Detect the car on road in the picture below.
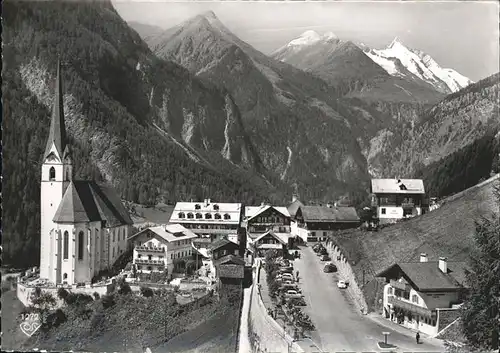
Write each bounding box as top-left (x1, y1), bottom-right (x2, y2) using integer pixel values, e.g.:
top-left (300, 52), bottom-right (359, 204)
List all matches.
top-left (280, 273), bottom-right (294, 280)
top-left (320, 254), bottom-right (330, 261)
top-left (337, 280), bottom-right (348, 289)
top-left (323, 262), bottom-right (337, 273)
top-left (281, 282), bottom-right (300, 290)
top-left (283, 289), bottom-right (303, 299)
top-left (279, 266), bottom-right (294, 273)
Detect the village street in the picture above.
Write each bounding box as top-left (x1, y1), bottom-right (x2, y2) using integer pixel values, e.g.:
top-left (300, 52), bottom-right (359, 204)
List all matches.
top-left (293, 246), bottom-right (446, 353)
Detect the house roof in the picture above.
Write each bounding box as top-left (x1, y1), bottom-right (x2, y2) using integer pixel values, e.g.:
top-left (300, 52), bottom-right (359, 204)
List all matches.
top-left (130, 224), bottom-right (198, 243)
top-left (252, 231), bottom-right (288, 246)
top-left (44, 60), bottom-right (67, 160)
top-left (287, 199), bottom-right (304, 217)
top-left (215, 254), bottom-right (245, 266)
top-left (170, 201), bottom-right (242, 224)
top-left (53, 180), bottom-right (133, 226)
top-left (244, 205), bottom-right (290, 221)
top-left (376, 261), bottom-right (469, 292)
top-left (209, 238), bottom-right (239, 251)
top-left (296, 205), bottom-right (358, 223)
top-left (371, 179), bottom-right (425, 194)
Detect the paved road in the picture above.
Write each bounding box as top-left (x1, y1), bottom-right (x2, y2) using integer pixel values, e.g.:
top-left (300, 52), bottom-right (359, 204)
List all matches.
top-left (294, 246), bottom-right (446, 353)
top-left (238, 287), bottom-right (252, 353)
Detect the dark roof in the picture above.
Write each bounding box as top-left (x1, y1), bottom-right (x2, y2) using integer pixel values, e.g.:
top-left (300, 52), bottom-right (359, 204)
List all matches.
top-left (334, 206), bottom-right (360, 222)
top-left (215, 254), bottom-right (245, 266)
top-left (216, 255), bottom-right (245, 278)
top-left (287, 199), bottom-right (304, 217)
top-left (376, 261), bottom-right (469, 292)
top-left (209, 238), bottom-right (238, 251)
top-left (297, 205), bottom-right (359, 223)
top-left (53, 180), bottom-right (133, 226)
top-left (44, 60), bottom-right (67, 160)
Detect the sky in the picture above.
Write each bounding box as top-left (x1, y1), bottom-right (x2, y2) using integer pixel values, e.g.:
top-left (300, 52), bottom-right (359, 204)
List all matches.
top-left (113, 1), bottom-right (499, 82)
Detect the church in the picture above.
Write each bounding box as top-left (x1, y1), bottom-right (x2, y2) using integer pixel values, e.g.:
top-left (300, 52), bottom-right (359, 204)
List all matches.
top-left (40, 61), bottom-right (133, 286)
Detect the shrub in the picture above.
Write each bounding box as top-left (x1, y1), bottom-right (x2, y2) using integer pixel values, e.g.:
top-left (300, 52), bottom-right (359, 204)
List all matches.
top-left (101, 294), bottom-right (115, 309)
top-left (140, 286), bottom-right (153, 298)
top-left (118, 282), bottom-right (132, 295)
top-left (57, 287), bottom-right (69, 300)
top-left (44, 308), bottom-right (67, 329)
top-left (93, 292), bottom-right (100, 300)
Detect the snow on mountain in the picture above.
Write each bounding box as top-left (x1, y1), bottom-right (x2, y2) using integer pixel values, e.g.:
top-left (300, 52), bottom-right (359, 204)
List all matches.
top-left (363, 37), bottom-right (473, 93)
top-left (288, 30), bottom-right (322, 47)
top-left (272, 30), bottom-right (342, 60)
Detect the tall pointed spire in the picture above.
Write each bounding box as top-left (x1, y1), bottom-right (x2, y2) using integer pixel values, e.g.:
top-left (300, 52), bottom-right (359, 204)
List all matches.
top-left (44, 59), bottom-right (67, 159)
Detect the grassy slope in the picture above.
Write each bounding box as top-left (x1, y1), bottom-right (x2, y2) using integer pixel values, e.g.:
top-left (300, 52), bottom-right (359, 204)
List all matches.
top-left (333, 176), bottom-right (499, 309)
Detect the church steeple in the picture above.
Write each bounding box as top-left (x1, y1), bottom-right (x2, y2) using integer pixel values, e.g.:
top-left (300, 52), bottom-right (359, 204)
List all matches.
top-left (44, 59), bottom-right (67, 160)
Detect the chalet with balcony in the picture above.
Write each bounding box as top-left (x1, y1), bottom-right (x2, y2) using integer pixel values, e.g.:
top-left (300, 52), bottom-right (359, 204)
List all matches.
top-left (250, 230), bottom-right (288, 257)
top-left (169, 199), bottom-right (242, 242)
top-left (371, 179), bottom-right (426, 224)
top-left (130, 224), bottom-right (198, 275)
top-left (292, 205), bottom-right (360, 243)
top-left (244, 204), bottom-right (291, 239)
top-left (376, 254), bottom-right (469, 336)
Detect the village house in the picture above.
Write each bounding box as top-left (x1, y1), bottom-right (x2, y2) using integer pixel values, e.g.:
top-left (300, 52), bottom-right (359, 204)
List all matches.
top-left (243, 204), bottom-right (291, 240)
top-left (129, 224), bottom-right (198, 274)
top-left (371, 178), bottom-right (426, 224)
top-left (169, 199), bottom-right (243, 242)
top-left (39, 61), bottom-right (133, 286)
top-left (291, 205), bottom-right (360, 243)
top-left (376, 254), bottom-right (469, 336)
top-left (214, 255), bottom-right (246, 286)
top-left (206, 238), bottom-right (243, 278)
top-left (250, 230), bottom-right (288, 258)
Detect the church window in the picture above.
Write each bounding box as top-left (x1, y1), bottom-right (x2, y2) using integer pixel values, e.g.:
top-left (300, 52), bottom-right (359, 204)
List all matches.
top-left (78, 231), bottom-right (84, 260)
top-left (63, 231), bottom-right (69, 259)
top-left (65, 168), bottom-right (70, 181)
top-left (63, 273), bottom-right (68, 280)
top-left (49, 167), bottom-right (56, 181)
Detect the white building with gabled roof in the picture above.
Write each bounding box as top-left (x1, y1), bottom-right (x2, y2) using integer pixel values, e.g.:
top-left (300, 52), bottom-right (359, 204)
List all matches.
top-left (370, 179), bottom-right (426, 224)
top-left (169, 199), bottom-right (243, 242)
top-left (129, 224), bottom-right (198, 274)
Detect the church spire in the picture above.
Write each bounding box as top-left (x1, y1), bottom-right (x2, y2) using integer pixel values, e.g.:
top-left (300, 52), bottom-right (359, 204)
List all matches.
top-left (44, 59), bottom-right (67, 160)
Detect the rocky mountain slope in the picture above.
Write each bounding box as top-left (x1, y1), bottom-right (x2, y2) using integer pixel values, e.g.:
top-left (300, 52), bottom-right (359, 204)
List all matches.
top-left (144, 11), bottom-right (371, 200)
top-left (2, 0), bottom-right (288, 267)
top-left (370, 72), bottom-right (500, 178)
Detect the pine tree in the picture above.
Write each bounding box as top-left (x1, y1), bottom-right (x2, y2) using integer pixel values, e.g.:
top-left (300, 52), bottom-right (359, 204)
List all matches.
top-left (461, 182), bottom-right (500, 350)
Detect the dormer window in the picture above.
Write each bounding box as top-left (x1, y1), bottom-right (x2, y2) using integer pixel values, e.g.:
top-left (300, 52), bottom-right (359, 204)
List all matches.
top-left (195, 204), bottom-right (201, 210)
top-left (214, 213), bottom-right (221, 219)
top-left (196, 213), bottom-right (202, 219)
top-left (178, 212), bottom-right (185, 218)
top-left (187, 213), bottom-right (194, 219)
top-left (224, 214), bottom-right (230, 220)
top-left (399, 184), bottom-right (407, 190)
top-left (49, 167), bottom-right (56, 181)
top-left (205, 213), bottom-right (212, 219)
top-left (213, 204), bottom-right (219, 211)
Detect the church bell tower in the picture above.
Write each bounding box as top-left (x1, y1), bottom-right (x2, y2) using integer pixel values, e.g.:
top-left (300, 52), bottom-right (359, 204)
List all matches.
top-left (40, 60), bottom-right (73, 282)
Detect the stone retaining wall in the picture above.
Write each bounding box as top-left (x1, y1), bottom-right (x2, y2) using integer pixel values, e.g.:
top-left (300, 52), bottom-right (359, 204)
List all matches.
top-left (247, 260), bottom-right (303, 353)
top-left (325, 243), bottom-right (369, 314)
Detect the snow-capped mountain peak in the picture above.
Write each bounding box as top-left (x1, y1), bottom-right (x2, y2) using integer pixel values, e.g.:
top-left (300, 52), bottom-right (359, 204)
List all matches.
top-left (364, 37), bottom-right (473, 93)
top-left (323, 31), bottom-right (338, 41)
top-left (288, 30), bottom-right (322, 47)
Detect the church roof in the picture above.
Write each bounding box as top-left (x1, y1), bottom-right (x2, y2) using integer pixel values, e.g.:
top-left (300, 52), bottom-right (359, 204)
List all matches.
top-left (53, 180), bottom-right (133, 227)
top-left (44, 60), bottom-right (67, 160)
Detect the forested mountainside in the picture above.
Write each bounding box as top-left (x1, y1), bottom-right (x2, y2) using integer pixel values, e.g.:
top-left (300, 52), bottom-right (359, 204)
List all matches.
top-left (2, 0), bottom-right (289, 267)
top-left (141, 12), bottom-right (371, 201)
top-left (378, 72), bottom-right (500, 178)
top-left (415, 132), bottom-right (500, 198)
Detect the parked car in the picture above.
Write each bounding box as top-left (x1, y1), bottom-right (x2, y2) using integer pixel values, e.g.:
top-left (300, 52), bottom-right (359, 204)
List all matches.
top-left (281, 273), bottom-right (294, 280)
top-left (281, 281), bottom-right (300, 290)
top-left (323, 263), bottom-right (337, 273)
top-left (287, 297), bottom-right (307, 306)
top-left (313, 244), bottom-right (324, 253)
top-left (337, 280), bottom-right (348, 289)
top-left (279, 267), bottom-right (294, 274)
top-left (283, 289), bottom-right (303, 299)
top-left (320, 255), bottom-right (330, 261)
